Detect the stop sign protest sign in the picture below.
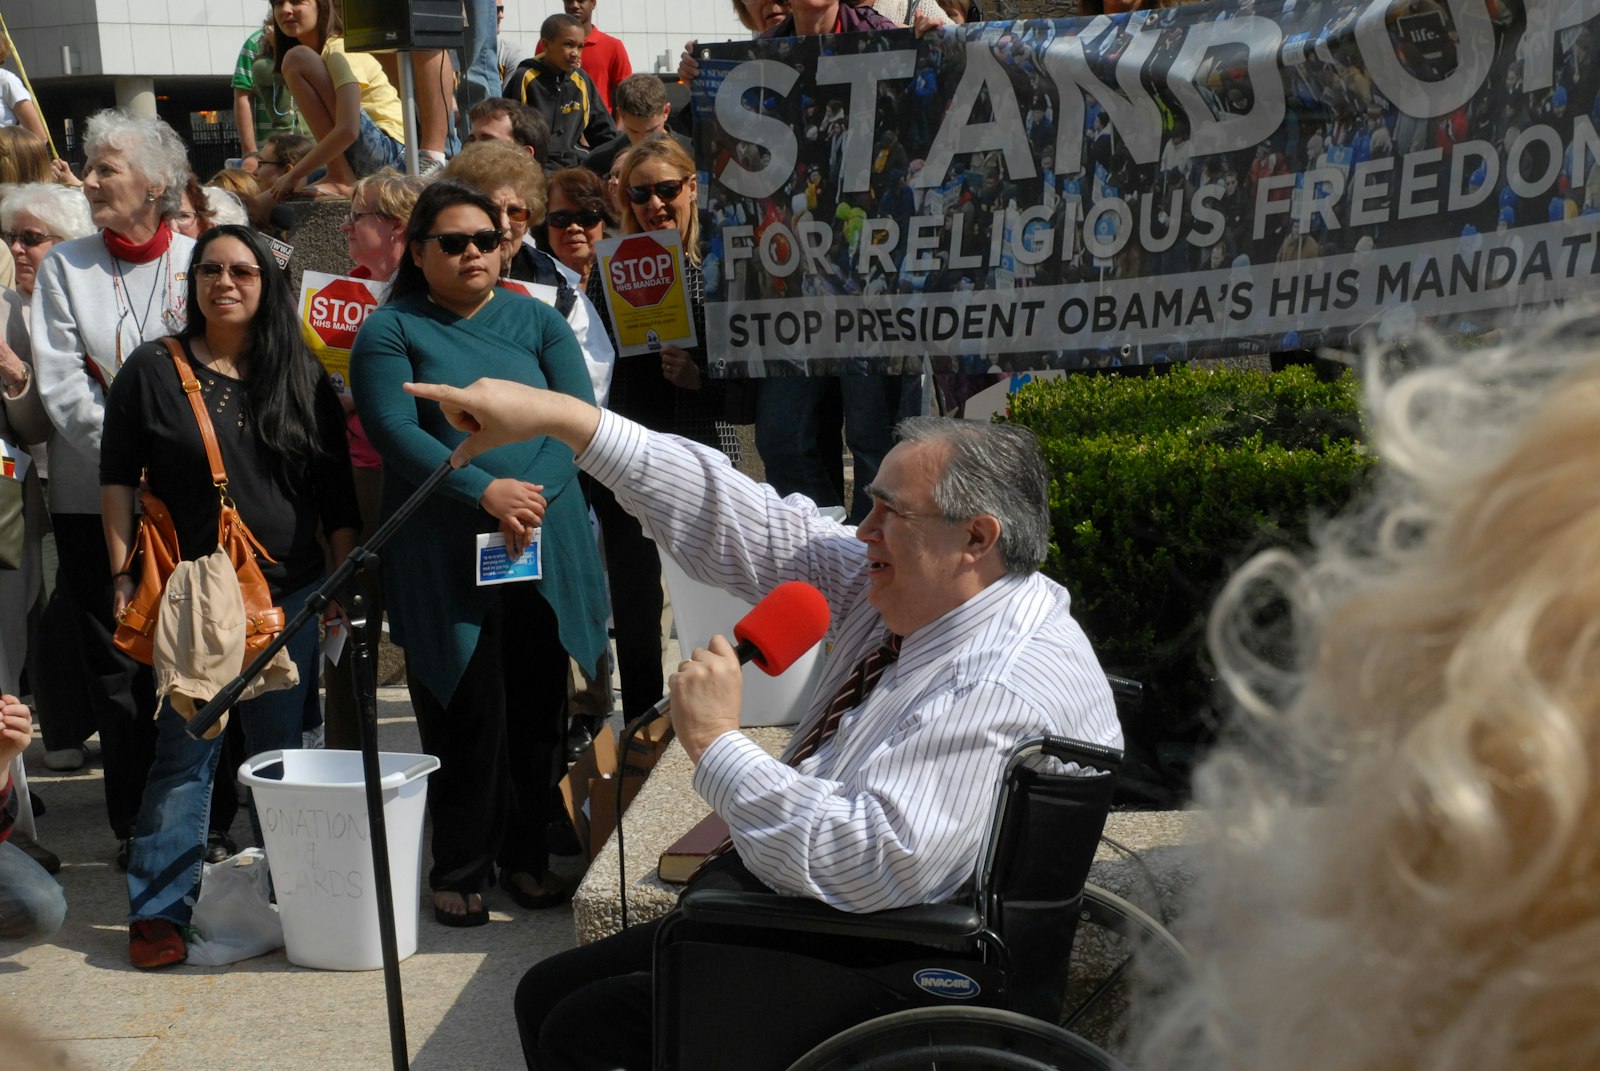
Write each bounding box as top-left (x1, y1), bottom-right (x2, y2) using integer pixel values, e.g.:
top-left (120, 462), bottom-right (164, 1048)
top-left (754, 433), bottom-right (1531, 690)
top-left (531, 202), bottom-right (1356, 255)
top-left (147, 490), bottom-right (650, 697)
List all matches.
top-left (606, 235), bottom-right (679, 309)
top-left (307, 278), bottom-right (379, 349)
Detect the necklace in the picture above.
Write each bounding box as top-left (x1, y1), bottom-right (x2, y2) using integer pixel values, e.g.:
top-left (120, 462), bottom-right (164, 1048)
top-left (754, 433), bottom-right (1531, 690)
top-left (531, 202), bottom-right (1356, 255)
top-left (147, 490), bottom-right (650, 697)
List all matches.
top-left (109, 247), bottom-right (177, 367)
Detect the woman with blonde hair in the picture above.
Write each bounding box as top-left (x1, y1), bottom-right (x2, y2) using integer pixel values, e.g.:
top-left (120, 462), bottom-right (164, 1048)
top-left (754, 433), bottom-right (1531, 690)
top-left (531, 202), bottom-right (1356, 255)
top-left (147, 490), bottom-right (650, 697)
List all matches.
top-left (0, 127), bottom-right (52, 186)
top-left (1138, 323), bottom-right (1600, 1071)
top-left (615, 135), bottom-right (731, 449)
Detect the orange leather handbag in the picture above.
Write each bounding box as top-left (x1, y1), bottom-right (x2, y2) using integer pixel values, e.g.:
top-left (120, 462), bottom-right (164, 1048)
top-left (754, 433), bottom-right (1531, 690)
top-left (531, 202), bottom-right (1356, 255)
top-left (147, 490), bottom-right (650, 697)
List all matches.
top-left (113, 338), bottom-right (286, 665)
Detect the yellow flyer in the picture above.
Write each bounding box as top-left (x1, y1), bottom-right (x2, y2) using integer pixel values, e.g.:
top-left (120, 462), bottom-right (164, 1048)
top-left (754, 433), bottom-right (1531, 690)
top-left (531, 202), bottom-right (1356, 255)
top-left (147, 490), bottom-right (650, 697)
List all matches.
top-left (298, 271), bottom-right (385, 396)
top-left (594, 230), bottom-right (698, 357)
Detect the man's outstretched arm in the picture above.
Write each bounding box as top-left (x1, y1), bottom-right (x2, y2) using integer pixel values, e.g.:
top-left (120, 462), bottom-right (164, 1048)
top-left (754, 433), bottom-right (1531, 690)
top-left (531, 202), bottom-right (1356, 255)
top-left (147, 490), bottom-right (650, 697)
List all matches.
top-left (405, 378), bottom-right (602, 465)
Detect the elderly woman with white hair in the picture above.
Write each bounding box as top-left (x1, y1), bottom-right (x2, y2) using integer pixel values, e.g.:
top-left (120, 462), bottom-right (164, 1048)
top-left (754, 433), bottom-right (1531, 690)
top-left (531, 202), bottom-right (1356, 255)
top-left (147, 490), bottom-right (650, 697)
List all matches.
top-left (2, 182), bottom-right (96, 310)
top-left (0, 182), bottom-right (96, 769)
top-left (31, 109), bottom-right (194, 871)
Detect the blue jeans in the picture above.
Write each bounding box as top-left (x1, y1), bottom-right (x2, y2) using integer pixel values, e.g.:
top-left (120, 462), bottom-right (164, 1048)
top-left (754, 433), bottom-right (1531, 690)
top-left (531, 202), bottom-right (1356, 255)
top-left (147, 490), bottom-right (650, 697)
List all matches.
top-left (125, 583), bottom-right (320, 927)
top-left (457, 0), bottom-right (501, 117)
top-left (0, 840), bottom-right (66, 942)
top-left (755, 374), bottom-right (923, 523)
top-left (346, 110), bottom-right (406, 178)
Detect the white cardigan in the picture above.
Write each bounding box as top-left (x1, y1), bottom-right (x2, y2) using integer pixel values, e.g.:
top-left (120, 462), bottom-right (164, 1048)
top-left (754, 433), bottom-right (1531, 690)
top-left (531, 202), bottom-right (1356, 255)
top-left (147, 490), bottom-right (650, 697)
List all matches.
top-left (32, 231), bottom-right (195, 515)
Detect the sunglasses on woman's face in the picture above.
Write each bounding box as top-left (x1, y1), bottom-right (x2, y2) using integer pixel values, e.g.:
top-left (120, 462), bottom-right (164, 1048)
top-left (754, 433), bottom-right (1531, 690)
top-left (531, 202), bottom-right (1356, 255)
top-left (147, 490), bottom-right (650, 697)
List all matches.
top-left (625, 179), bottom-right (687, 205)
top-left (417, 229), bottom-right (502, 255)
top-left (547, 209), bottom-right (605, 229)
top-left (503, 205), bottom-right (530, 222)
top-left (2, 230), bottom-right (60, 248)
top-left (195, 261), bottom-right (264, 282)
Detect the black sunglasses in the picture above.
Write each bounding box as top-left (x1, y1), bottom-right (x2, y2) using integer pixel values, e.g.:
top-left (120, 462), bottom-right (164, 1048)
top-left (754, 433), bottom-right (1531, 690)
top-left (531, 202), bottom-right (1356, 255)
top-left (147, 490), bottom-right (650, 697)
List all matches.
top-left (626, 179), bottom-right (688, 205)
top-left (547, 209), bottom-right (605, 229)
top-left (195, 261), bottom-right (264, 282)
top-left (417, 229), bottom-right (502, 255)
top-left (3, 229), bottom-right (61, 248)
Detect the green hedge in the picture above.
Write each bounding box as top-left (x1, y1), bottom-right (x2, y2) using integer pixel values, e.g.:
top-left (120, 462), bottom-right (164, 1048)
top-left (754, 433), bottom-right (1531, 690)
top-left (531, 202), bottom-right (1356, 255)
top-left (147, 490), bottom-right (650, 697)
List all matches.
top-left (1005, 365), bottom-right (1373, 803)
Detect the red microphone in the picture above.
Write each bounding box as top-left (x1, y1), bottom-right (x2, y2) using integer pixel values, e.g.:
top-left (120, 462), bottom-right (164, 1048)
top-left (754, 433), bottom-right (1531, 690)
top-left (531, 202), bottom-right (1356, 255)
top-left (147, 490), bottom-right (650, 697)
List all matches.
top-left (638, 581), bottom-right (830, 726)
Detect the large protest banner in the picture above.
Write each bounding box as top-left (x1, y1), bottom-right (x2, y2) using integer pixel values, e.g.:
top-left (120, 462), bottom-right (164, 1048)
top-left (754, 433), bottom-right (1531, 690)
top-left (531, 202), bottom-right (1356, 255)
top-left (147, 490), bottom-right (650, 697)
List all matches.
top-left (692, 1), bottom-right (1600, 376)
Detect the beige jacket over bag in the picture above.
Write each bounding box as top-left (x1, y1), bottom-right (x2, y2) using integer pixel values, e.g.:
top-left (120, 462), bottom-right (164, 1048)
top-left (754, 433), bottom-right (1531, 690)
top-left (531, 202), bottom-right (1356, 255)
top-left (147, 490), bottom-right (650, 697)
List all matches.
top-left (153, 551), bottom-right (299, 737)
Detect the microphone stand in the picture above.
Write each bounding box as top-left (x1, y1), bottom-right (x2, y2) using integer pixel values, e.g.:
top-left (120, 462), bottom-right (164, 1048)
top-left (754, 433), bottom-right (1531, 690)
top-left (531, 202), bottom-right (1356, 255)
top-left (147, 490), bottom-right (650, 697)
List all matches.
top-left (187, 456), bottom-right (455, 1071)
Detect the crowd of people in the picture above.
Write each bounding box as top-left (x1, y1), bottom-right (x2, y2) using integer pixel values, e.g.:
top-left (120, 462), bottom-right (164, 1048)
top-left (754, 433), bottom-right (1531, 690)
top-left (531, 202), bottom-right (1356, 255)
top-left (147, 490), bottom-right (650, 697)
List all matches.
top-left (1, 4), bottom-right (1598, 1071)
top-left (0, 0), bottom-right (953, 967)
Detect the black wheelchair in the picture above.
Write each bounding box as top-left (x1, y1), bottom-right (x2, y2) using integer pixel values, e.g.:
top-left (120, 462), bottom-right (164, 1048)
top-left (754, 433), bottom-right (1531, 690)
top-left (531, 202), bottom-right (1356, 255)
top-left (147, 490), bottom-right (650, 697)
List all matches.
top-left (649, 692), bottom-right (1187, 1070)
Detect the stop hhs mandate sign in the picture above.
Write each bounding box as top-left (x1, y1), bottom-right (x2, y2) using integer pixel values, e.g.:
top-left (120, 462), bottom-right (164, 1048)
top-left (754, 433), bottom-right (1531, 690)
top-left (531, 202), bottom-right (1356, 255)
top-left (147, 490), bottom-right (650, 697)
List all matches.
top-left (307, 278), bottom-right (380, 349)
top-left (607, 234), bottom-right (679, 309)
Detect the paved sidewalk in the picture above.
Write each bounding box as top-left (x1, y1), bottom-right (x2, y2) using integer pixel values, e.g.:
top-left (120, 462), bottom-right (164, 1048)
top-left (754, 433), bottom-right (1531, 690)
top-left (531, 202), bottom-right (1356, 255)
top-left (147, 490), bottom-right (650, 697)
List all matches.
top-left (5, 686), bottom-right (586, 1071)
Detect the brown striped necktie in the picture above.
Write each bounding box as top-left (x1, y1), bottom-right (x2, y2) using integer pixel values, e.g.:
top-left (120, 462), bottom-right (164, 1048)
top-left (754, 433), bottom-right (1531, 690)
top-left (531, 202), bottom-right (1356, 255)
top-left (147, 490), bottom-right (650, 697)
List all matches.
top-left (786, 633), bottom-right (903, 765)
top-left (691, 634), bottom-right (903, 877)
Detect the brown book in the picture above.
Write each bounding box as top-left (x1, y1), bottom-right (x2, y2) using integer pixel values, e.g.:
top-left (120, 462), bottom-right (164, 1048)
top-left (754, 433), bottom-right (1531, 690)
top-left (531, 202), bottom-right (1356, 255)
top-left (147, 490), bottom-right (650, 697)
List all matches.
top-left (657, 812), bottom-right (730, 884)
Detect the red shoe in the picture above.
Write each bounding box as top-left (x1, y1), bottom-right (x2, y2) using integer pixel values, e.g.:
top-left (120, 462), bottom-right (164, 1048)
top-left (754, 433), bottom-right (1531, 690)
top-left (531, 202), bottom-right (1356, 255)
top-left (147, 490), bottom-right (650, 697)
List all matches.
top-left (129, 919), bottom-right (187, 969)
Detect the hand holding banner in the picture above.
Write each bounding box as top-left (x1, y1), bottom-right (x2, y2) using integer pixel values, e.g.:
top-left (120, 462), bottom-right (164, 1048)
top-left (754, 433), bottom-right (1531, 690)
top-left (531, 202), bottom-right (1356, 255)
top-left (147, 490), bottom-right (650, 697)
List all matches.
top-left (595, 231), bottom-right (699, 357)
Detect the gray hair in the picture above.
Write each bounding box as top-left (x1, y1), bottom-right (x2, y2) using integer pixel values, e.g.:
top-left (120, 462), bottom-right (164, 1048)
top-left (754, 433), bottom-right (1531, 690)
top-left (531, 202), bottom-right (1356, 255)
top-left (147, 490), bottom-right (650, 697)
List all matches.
top-left (83, 110), bottom-right (190, 215)
top-left (0, 182), bottom-right (95, 240)
top-left (894, 416), bottom-right (1051, 575)
top-left (202, 186), bottom-right (249, 228)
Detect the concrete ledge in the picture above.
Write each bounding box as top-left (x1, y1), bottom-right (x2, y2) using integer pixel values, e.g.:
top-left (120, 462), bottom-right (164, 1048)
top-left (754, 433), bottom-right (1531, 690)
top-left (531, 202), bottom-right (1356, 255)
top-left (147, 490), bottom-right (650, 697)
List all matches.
top-left (572, 729), bottom-right (1196, 946)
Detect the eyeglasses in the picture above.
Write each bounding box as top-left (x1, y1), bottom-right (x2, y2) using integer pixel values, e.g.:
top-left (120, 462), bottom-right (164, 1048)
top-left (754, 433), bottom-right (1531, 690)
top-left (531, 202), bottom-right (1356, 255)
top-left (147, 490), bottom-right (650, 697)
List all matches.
top-left (169, 211), bottom-right (198, 226)
top-left (195, 261), bottom-right (264, 282)
top-left (2, 230), bottom-right (61, 248)
top-left (503, 205), bottom-right (530, 222)
top-left (547, 209), bottom-right (605, 229)
top-left (256, 157), bottom-right (286, 167)
top-left (417, 229), bottom-right (502, 255)
top-left (626, 179), bottom-right (688, 205)
top-left (343, 209), bottom-right (393, 227)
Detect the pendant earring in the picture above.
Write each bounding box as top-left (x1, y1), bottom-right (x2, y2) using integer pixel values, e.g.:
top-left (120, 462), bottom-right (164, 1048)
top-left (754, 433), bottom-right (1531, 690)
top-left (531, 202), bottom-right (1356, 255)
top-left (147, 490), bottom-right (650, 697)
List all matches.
top-left (146, 191), bottom-right (157, 203)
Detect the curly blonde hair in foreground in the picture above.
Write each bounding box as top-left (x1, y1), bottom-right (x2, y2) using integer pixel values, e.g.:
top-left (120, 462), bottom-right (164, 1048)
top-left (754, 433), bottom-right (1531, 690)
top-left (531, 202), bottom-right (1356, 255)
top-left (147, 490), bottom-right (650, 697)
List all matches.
top-left (1137, 323), bottom-right (1600, 1071)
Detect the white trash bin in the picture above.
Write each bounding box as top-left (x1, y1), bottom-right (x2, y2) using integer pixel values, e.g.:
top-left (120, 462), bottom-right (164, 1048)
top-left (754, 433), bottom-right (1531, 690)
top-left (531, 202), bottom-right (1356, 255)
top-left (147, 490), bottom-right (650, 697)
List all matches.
top-left (239, 749), bottom-right (440, 971)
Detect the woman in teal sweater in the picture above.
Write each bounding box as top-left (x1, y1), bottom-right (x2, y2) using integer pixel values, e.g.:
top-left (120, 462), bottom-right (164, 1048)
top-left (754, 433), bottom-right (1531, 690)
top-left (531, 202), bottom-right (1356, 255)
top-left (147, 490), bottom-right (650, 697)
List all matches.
top-left (352, 181), bottom-right (608, 925)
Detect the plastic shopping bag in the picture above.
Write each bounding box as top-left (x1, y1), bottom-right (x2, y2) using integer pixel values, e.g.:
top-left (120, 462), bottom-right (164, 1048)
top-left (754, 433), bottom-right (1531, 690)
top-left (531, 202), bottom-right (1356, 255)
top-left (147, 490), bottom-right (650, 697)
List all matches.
top-left (187, 848), bottom-right (285, 965)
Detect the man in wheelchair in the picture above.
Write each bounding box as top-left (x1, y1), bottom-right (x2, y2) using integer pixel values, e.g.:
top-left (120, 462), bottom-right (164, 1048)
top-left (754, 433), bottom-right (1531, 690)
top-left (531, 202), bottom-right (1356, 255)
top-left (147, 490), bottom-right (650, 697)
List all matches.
top-left (403, 377), bottom-right (1124, 1071)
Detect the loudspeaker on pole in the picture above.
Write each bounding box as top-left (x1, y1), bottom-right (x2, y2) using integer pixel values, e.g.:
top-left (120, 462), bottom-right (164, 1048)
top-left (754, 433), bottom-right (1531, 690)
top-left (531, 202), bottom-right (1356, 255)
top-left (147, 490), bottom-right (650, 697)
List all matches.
top-left (343, 0), bottom-right (465, 52)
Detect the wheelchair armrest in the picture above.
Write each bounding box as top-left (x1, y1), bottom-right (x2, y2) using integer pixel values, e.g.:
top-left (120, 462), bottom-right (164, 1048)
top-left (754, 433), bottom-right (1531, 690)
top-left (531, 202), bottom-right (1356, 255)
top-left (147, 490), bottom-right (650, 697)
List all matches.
top-left (676, 888), bottom-right (983, 943)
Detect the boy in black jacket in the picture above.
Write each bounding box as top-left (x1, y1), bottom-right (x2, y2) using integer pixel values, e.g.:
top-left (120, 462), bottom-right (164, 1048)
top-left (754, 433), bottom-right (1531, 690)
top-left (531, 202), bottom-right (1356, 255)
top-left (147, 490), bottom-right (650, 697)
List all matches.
top-left (504, 14), bottom-right (616, 170)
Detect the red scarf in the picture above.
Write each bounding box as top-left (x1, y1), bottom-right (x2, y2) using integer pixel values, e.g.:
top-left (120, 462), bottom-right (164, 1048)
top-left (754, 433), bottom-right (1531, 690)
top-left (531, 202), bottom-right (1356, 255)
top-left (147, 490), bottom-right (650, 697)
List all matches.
top-left (102, 222), bottom-right (173, 264)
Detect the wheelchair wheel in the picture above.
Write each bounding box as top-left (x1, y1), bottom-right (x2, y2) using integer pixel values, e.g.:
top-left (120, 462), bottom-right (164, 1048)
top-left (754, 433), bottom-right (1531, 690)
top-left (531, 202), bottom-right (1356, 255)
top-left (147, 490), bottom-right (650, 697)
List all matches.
top-left (786, 1006), bottom-right (1129, 1071)
top-left (1061, 883), bottom-right (1190, 1060)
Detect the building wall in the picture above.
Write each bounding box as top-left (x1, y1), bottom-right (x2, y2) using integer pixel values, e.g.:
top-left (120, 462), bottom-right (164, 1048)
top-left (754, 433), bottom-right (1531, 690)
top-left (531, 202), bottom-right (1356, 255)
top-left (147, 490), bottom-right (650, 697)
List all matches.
top-left (3, 0), bottom-right (260, 81)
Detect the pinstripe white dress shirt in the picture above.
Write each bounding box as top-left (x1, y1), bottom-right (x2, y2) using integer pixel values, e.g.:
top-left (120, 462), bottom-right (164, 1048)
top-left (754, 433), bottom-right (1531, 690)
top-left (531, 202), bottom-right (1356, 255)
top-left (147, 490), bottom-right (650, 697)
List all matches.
top-left (579, 411), bottom-right (1123, 913)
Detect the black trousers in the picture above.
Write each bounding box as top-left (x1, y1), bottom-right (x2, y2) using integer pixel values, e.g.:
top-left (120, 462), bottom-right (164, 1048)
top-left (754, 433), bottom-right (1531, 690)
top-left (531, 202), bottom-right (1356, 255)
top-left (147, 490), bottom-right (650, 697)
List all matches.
top-left (406, 583), bottom-right (569, 894)
top-left (514, 856), bottom-right (773, 1070)
top-left (515, 916), bottom-right (658, 1071)
top-left (49, 513), bottom-right (158, 840)
top-left (584, 478), bottom-right (664, 720)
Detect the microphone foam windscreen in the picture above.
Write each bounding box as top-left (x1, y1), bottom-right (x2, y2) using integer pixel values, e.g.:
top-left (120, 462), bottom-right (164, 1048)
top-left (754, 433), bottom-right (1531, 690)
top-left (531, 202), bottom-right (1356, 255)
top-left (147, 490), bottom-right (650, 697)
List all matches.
top-left (734, 581), bottom-right (831, 676)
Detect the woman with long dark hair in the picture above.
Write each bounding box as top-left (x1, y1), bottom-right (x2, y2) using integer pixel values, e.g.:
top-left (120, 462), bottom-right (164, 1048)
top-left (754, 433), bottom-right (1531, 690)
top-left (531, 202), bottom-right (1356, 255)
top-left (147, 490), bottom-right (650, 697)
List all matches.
top-left (101, 224), bottom-right (359, 967)
top-left (352, 181), bottom-right (608, 926)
